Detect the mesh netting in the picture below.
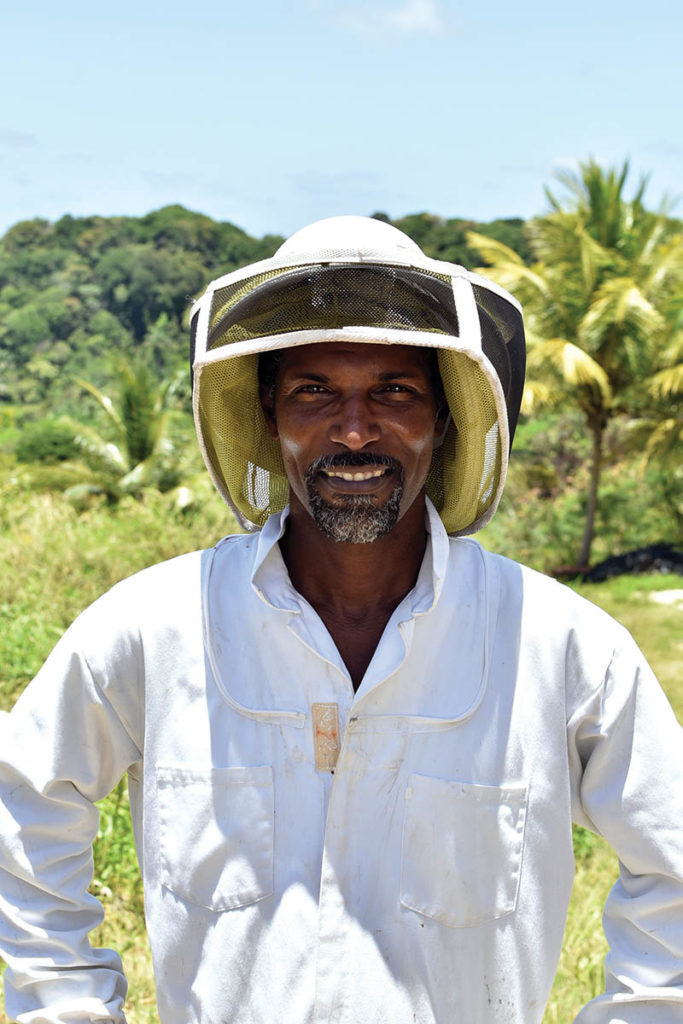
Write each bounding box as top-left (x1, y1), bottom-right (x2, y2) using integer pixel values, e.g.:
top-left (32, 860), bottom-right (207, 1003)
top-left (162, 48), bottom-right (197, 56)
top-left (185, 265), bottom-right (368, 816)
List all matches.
top-left (207, 265), bottom-right (458, 349)
top-left (472, 283), bottom-right (526, 441)
top-left (193, 252), bottom-right (524, 534)
top-left (196, 344), bottom-right (502, 534)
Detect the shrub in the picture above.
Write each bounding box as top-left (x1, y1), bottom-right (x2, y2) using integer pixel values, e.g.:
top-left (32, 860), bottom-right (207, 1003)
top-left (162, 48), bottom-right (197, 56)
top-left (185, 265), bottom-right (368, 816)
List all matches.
top-left (15, 418), bottom-right (81, 464)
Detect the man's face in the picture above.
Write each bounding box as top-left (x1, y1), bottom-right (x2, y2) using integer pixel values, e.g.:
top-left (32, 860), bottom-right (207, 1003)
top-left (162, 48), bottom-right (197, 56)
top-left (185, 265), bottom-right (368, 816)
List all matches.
top-left (261, 342), bottom-right (447, 543)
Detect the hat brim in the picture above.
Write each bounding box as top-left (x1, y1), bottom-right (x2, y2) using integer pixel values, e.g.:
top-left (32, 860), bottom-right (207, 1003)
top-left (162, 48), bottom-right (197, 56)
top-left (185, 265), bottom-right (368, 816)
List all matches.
top-left (191, 254), bottom-right (524, 535)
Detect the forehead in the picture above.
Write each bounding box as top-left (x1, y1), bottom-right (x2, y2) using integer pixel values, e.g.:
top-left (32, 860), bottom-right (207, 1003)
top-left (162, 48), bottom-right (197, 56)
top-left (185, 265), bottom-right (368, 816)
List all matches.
top-left (277, 341), bottom-right (436, 381)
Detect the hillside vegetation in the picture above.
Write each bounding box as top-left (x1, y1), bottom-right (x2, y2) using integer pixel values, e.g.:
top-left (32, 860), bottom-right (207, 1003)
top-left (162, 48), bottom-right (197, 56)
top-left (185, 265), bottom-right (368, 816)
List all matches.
top-left (0, 204), bottom-right (527, 414)
top-left (1, 165), bottom-right (680, 571)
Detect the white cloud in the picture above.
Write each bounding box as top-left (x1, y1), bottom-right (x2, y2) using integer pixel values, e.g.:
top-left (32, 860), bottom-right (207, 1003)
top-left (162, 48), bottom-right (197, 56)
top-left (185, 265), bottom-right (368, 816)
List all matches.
top-left (315, 0), bottom-right (445, 38)
top-left (385, 0), bottom-right (443, 34)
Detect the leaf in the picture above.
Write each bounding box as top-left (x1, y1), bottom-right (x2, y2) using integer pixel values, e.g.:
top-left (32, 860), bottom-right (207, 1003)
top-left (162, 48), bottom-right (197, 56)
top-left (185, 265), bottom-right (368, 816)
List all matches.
top-left (641, 417), bottom-right (683, 468)
top-left (649, 364), bottom-right (683, 399)
top-left (579, 278), bottom-right (663, 356)
top-left (537, 339), bottom-right (612, 405)
top-left (74, 376), bottom-right (125, 436)
top-left (520, 379), bottom-right (555, 415)
top-left (467, 231), bottom-right (553, 302)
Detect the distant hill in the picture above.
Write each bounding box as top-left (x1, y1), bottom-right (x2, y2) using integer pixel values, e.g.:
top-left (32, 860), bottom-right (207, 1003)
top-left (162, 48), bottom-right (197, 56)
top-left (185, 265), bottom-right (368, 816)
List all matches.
top-left (0, 204), bottom-right (529, 416)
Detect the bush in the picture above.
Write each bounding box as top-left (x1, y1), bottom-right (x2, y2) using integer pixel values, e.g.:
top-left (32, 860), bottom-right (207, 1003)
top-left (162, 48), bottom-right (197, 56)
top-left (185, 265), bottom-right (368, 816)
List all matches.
top-left (15, 418), bottom-right (81, 464)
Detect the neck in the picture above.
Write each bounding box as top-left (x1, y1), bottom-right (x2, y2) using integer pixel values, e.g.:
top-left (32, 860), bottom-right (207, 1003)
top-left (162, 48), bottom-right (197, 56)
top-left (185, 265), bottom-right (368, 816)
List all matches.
top-left (279, 493), bottom-right (429, 620)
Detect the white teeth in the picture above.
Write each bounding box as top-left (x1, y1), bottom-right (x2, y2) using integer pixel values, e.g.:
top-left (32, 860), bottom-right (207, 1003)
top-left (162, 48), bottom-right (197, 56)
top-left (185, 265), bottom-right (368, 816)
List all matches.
top-left (322, 468), bottom-right (387, 481)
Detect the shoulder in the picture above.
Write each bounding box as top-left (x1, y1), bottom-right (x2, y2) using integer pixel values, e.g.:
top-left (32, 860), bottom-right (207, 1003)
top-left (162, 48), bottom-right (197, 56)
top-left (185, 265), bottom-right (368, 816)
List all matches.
top-left (458, 539), bottom-right (617, 621)
top-left (449, 538), bottom-right (630, 665)
top-left (95, 547), bottom-right (206, 620)
top-left (72, 531), bottom-right (256, 643)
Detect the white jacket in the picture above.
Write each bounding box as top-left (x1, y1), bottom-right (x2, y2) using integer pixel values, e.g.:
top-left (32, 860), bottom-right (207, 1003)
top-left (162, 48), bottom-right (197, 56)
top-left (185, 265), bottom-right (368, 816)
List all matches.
top-left (1, 501), bottom-right (682, 1023)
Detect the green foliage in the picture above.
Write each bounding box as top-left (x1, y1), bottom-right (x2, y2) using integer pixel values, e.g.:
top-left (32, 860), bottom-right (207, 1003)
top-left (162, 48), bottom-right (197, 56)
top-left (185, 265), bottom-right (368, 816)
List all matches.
top-left (392, 211), bottom-right (530, 267)
top-left (479, 411), bottom-right (681, 573)
top-left (0, 203), bottom-right (530, 417)
top-left (0, 488), bottom-right (237, 709)
top-left (96, 244), bottom-right (205, 341)
top-left (93, 779), bottom-right (142, 898)
top-left (572, 825), bottom-right (598, 862)
top-left (15, 418), bottom-right (81, 464)
top-left (469, 159), bottom-right (683, 565)
top-left (0, 205), bottom-right (284, 414)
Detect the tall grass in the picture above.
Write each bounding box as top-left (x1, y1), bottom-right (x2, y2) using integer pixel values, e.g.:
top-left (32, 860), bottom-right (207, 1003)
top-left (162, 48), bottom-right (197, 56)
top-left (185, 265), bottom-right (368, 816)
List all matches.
top-left (0, 492), bottom-right (680, 1023)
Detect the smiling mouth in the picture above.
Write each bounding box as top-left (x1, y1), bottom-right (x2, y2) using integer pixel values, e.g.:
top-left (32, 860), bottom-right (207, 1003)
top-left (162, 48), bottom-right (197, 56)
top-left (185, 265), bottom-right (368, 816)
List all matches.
top-left (320, 467), bottom-right (389, 482)
top-left (306, 453), bottom-right (403, 496)
top-left (305, 455), bottom-right (405, 542)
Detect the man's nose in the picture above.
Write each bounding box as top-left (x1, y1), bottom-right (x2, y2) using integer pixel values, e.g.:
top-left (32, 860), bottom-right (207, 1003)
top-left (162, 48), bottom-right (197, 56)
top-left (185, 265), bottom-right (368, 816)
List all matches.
top-left (328, 394), bottom-right (381, 450)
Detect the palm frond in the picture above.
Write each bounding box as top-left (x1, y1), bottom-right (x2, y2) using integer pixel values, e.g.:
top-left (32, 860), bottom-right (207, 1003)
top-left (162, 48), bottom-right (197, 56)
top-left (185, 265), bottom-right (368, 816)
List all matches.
top-left (11, 460), bottom-right (122, 496)
top-left (649, 364), bottom-right (683, 399)
top-left (65, 419), bottom-right (128, 473)
top-left (520, 379), bottom-right (557, 415)
top-left (640, 231), bottom-right (683, 298)
top-left (466, 232), bottom-right (553, 302)
top-left (579, 278), bottom-right (663, 352)
top-left (641, 417), bottom-right (683, 467)
top-left (576, 226), bottom-right (612, 296)
top-left (536, 338), bottom-right (612, 404)
top-left (467, 232), bottom-right (525, 267)
top-left (73, 377), bottom-right (124, 435)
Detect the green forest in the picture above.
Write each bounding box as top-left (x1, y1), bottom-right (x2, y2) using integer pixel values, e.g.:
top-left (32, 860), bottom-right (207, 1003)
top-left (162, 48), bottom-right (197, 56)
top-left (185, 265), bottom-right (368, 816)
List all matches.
top-left (0, 159), bottom-right (682, 1023)
top-left (1, 160), bottom-right (680, 574)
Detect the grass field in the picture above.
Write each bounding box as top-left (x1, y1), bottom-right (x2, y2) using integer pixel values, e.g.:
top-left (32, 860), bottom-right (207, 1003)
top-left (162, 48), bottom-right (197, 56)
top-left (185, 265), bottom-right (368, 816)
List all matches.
top-left (0, 493), bottom-right (681, 1023)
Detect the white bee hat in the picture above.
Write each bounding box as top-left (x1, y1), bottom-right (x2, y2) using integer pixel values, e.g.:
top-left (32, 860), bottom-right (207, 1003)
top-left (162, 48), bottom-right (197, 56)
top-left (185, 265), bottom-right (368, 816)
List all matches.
top-left (190, 215), bottom-right (525, 535)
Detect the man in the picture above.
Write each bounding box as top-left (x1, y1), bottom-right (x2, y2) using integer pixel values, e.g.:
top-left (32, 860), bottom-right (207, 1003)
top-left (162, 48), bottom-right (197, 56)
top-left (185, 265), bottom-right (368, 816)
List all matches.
top-left (1, 216), bottom-right (682, 1023)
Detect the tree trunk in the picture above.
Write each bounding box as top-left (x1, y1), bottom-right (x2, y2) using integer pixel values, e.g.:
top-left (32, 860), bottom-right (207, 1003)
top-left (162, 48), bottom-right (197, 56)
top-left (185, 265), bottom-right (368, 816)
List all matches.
top-left (578, 418), bottom-right (604, 568)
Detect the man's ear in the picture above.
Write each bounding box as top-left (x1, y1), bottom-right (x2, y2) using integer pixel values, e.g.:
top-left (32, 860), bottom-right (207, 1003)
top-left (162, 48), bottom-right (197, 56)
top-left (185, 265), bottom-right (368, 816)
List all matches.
top-left (259, 382), bottom-right (279, 439)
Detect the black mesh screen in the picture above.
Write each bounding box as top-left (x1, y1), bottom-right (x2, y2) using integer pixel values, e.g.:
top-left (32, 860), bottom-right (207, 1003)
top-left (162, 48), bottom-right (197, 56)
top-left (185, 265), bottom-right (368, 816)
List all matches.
top-left (207, 265), bottom-right (459, 350)
top-left (472, 283), bottom-right (526, 444)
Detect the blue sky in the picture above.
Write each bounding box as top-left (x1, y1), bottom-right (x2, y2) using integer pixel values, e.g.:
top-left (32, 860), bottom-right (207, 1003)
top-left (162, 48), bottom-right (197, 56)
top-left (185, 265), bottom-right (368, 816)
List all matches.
top-left (1, 0), bottom-right (681, 239)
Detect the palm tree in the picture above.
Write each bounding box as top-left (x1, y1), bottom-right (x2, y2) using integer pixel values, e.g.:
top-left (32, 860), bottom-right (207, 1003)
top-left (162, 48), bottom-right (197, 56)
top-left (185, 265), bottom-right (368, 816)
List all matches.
top-left (73, 357), bottom-right (183, 491)
top-left (17, 358), bottom-right (187, 505)
top-left (468, 159), bottom-right (683, 566)
top-left (626, 327), bottom-right (683, 531)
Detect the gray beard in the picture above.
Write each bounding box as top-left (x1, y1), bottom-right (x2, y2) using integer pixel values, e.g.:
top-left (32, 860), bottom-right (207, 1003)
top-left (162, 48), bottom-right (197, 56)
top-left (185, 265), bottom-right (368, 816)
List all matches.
top-left (304, 454), bottom-right (404, 544)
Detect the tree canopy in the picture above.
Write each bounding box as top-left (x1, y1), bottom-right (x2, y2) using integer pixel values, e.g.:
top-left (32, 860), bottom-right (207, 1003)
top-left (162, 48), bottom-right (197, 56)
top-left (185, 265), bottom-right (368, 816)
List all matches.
top-left (1, 188), bottom-right (679, 566)
top-left (0, 205), bottom-right (528, 415)
top-left (469, 159), bottom-right (683, 564)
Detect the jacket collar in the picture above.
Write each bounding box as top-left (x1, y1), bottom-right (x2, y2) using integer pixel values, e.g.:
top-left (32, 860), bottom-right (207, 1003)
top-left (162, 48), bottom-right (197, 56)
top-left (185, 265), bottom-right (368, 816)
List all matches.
top-left (251, 497), bottom-right (449, 616)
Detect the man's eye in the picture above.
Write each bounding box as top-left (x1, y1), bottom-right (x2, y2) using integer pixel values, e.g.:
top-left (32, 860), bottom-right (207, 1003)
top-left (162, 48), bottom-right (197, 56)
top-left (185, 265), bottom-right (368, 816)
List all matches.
top-left (378, 384), bottom-right (414, 395)
top-left (294, 384), bottom-right (330, 395)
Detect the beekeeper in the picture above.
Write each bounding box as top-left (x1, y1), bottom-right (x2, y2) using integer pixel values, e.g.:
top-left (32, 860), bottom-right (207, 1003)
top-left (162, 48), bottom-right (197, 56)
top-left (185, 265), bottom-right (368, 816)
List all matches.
top-left (1, 216), bottom-right (682, 1024)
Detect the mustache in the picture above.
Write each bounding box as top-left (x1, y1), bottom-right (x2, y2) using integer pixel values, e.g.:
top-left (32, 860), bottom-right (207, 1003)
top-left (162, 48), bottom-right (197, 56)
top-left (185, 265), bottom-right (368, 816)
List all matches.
top-left (306, 452), bottom-right (404, 475)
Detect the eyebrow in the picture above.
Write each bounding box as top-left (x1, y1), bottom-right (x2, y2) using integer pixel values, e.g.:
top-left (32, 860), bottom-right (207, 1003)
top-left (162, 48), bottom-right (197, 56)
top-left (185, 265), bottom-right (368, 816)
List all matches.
top-left (283, 369), bottom-right (426, 383)
top-left (284, 371), bottom-right (330, 383)
top-left (377, 370), bottom-right (425, 381)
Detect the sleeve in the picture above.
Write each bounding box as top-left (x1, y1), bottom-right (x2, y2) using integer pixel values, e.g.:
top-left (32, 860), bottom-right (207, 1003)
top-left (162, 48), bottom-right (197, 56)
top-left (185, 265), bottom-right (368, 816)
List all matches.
top-left (0, 594), bottom-right (144, 1024)
top-left (567, 627), bottom-right (683, 1023)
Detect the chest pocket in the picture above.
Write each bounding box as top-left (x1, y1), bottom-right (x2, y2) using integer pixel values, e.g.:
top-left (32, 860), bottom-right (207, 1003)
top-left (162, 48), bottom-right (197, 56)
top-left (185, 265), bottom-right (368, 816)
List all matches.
top-left (157, 765), bottom-right (274, 912)
top-left (400, 773), bottom-right (528, 928)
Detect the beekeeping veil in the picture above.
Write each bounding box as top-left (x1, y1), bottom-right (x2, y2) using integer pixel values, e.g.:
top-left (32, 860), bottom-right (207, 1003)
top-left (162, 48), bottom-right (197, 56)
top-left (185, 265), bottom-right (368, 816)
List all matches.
top-left (190, 215), bottom-right (525, 535)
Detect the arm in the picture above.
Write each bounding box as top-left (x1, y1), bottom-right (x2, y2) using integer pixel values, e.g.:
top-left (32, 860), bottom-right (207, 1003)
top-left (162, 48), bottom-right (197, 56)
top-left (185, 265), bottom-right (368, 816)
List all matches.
top-left (0, 597), bottom-right (143, 1024)
top-left (568, 629), bottom-right (683, 1023)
